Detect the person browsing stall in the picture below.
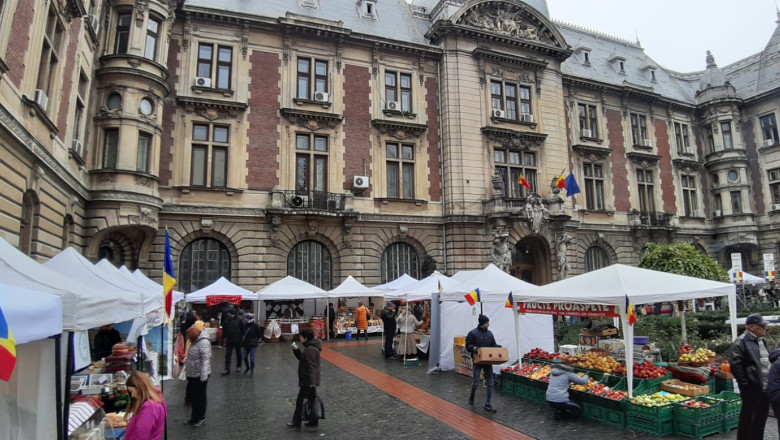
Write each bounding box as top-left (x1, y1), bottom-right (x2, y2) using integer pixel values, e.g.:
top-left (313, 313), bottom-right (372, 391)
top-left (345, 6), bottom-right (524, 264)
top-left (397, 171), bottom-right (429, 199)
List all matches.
top-left (123, 371), bottom-right (167, 440)
top-left (465, 314), bottom-right (501, 412)
top-left (545, 364), bottom-right (589, 419)
top-left (287, 327), bottom-right (322, 429)
top-left (184, 325), bottom-right (211, 427)
top-left (241, 313), bottom-right (263, 376)
top-left (355, 301), bottom-right (370, 340)
top-left (396, 304), bottom-right (423, 359)
top-left (380, 302), bottom-right (398, 359)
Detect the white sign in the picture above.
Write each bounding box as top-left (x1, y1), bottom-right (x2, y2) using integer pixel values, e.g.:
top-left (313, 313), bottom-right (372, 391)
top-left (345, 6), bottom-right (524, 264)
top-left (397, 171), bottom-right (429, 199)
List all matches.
top-left (731, 253), bottom-right (743, 272)
top-left (765, 253), bottom-right (776, 273)
top-left (74, 331), bottom-right (92, 371)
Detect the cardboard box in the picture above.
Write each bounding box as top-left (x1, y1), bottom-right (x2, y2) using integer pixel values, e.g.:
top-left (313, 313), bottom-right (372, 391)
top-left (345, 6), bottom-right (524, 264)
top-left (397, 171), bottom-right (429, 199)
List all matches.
top-left (660, 379), bottom-right (709, 397)
top-left (598, 339), bottom-right (625, 353)
top-left (579, 334), bottom-right (599, 346)
top-left (581, 328), bottom-right (618, 337)
top-left (473, 347), bottom-right (509, 365)
top-left (454, 345), bottom-right (473, 376)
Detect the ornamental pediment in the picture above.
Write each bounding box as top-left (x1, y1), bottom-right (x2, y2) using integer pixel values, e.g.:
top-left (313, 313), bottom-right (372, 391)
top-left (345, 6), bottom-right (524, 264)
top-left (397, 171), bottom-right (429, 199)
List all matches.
top-left (481, 126), bottom-right (547, 150)
top-left (456, 1), bottom-right (556, 45)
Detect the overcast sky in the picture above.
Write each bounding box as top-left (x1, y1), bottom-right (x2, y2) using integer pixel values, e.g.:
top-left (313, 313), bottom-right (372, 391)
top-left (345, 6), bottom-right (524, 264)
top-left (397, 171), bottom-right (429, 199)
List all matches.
top-left (545, 0), bottom-right (778, 72)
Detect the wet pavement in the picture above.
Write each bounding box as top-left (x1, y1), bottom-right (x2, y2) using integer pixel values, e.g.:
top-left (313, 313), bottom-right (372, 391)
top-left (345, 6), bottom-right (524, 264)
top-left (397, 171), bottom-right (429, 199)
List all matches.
top-left (163, 337), bottom-right (777, 439)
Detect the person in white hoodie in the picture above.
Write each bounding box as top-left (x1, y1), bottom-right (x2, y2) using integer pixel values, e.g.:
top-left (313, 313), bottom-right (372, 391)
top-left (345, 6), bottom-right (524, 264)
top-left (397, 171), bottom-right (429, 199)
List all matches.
top-left (545, 363), bottom-right (589, 420)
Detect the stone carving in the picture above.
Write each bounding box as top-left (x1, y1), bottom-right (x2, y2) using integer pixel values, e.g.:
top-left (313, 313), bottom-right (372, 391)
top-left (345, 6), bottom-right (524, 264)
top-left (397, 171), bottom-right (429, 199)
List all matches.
top-left (492, 231), bottom-right (511, 273)
top-left (457, 2), bottom-right (551, 44)
top-left (492, 174), bottom-right (505, 199)
top-left (135, 0), bottom-right (149, 28)
top-left (522, 193), bottom-right (548, 234)
top-left (555, 231), bottom-right (573, 280)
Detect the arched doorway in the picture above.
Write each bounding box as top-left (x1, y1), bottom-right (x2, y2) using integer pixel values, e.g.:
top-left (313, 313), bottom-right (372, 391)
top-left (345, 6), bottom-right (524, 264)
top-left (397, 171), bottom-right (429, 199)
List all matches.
top-left (510, 236), bottom-right (550, 285)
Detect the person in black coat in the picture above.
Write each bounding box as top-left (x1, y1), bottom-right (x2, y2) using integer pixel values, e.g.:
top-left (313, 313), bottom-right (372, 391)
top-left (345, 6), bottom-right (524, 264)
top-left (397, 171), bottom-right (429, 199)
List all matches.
top-left (380, 302), bottom-right (397, 359)
top-left (730, 313), bottom-right (771, 440)
top-left (93, 324), bottom-right (122, 360)
top-left (465, 314), bottom-right (501, 412)
top-left (220, 310), bottom-right (244, 375)
top-left (241, 313), bottom-right (263, 376)
top-left (287, 327), bottom-right (322, 429)
top-left (765, 349), bottom-right (780, 436)
top-left (327, 303), bottom-right (336, 339)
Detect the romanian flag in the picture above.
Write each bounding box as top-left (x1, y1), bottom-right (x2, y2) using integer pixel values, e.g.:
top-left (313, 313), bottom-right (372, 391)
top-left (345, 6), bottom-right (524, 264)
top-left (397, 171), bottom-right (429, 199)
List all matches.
top-left (767, 271), bottom-right (776, 282)
top-left (517, 173), bottom-right (531, 189)
top-left (465, 288), bottom-right (480, 306)
top-left (0, 305), bottom-right (16, 381)
top-left (554, 174), bottom-right (566, 189)
top-left (505, 291), bottom-right (514, 309)
top-left (163, 229), bottom-right (176, 321)
top-left (626, 295), bottom-right (637, 326)
top-left (438, 280), bottom-right (443, 292)
top-left (731, 271), bottom-right (743, 283)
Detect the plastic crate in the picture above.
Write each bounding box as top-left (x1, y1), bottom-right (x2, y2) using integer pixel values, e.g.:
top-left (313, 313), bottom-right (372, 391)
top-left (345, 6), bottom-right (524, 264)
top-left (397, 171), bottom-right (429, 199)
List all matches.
top-left (627, 401), bottom-right (675, 422)
top-left (627, 415), bottom-right (674, 437)
top-left (722, 415), bottom-right (738, 433)
top-left (633, 373), bottom-right (673, 394)
top-left (526, 386), bottom-right (547, 402)
top-left (674, 398), bottom-right (722, 421)
top-left (514, 382), bottom-right (529, 398)
top-left (527, 378), bottom-right (549, 390)
top-left (714, 377), bottom-right (734, 393)
top-left (502, 378), bottom-right (514, 393)
top-left (674, 416), bottom-right (723, 439)
top-left (586, 404), bottom-right (626, 428)
top-left (588, 376), bottom-right (628, 411)
top-left (706, 376), bottom-right (716, 394)
top-left (701, 391), bottom-right (741, 418)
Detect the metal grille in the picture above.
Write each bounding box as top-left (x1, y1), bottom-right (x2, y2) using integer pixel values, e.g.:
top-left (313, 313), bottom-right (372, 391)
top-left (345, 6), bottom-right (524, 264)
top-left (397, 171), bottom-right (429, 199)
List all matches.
top-left (179, 238), bottom-right (231, 293)
top-left (287, 240), bottom-right (332, 290)
top-left (381, 242), bottom-right (419, 284)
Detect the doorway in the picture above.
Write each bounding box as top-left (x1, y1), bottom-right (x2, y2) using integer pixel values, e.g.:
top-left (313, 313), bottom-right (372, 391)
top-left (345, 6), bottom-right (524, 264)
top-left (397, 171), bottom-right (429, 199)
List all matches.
top-left (509, 236), bottom-right (550, 285)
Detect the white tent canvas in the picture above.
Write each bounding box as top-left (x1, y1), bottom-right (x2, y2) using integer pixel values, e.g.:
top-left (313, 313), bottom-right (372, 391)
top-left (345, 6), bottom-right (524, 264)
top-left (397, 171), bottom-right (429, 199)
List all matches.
top-left (186, 277), bottom-right (258, 303)
top-left (123, 267), bottom-right (185, 303)
top-left (444, 264), bottom-right (537, 299)
top-left (371, 274), bottom-right (417, 292)
top-left (728, 268), bottom-right (766, 285)
top-left (0, 283), bottom-right (62, 344)
top-left (328, 276), bottom-right (374, 298)
top-left (384, 272), bottom-right (460, 301)
top-left (449, 269), bottom-right (481, 282)
top-left (255, 276), bottom-right (327, 301)
top-left (95, 260), bottom-right (164, 313)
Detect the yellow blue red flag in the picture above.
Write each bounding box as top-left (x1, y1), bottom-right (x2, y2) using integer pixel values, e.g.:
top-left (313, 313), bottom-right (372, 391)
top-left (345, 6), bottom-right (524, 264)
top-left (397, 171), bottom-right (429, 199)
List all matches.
top-left (505, 291), bottom-right (514, 309)
top-left (0, 304), bottom-right (16, 381)
top-left (465, 288), bottom-right (480, 306)
top-left (626, 295), bottom-right (637, 326)
top-left (163, 229), bottom-right (176, 320)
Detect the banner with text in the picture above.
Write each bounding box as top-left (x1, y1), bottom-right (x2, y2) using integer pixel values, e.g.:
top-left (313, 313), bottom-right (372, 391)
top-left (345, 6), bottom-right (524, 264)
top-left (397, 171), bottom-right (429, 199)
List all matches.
top-left (516, 302), bottom-right (620, 318)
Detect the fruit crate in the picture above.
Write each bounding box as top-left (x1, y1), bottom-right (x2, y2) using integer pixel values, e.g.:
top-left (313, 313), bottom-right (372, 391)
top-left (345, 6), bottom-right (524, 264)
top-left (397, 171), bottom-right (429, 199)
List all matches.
top-left (586, 404), bottom-right (626, 428)
top-left (700, 391), bottom-right (740, 433)
top-left (526, 378), bottom-right (549, 391)
top-left (633, 373), bottom-right (672, 393)
top-left (627, 400), bottom-right (675, 422)
top-left (513, 381), bottom-right (529, 398)
top-left (722, 415), bottom-right (738, 433)
top-left (587, 376), bottom-right (628, 411)
top-left (501, 375), bottom-right (515, 393)
top-left (706, 376), bottom-right (716, 394)
top-left (525, 386), bottom-right (547, 402)
top-left (714, 377), bottom-right (734, 393)
top-left (674, 416), bottom-right (723, 439)
top-left (674, 398), bottom-right (722, 421)
top-left (627, 415), bottom-right (674, 437)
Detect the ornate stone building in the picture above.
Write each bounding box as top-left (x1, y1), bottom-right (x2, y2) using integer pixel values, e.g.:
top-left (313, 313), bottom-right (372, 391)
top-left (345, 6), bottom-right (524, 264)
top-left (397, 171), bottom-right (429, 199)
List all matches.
top-left (1, 0), bottom-right (778, 295)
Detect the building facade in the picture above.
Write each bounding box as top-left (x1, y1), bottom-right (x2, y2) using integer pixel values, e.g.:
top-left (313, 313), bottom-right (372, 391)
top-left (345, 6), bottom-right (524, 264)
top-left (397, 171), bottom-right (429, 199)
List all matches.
top-left (1, 0), bottom-right (778, 294)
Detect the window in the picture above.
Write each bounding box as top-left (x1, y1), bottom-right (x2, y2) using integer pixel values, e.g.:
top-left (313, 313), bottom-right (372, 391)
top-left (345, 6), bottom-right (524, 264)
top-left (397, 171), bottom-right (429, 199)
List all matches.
top-left (72, 73), bottom-right (88, 145)
top-left (494, 150), bottom-right (537, 198)
top-left (386, 143), bottom-right (415, 199)
top-left (681, 174), bottom-right (698, 216)
top-left (636, 169), bottom-right (655, 212)
top-left (674, 122), bottom-right (691, 154)
top-left (385, 71), bottom-right (412, 112)
top-left (650, 70), bottom-right (656, 81)
top-left (619, 61), bottom-right (625, 73)
top-left (760, 114), bottom-right (778, 144)
top-left (490, 80), bottom-right (531, 120)
top-left (727, 169), bottom-right (739, 182)
top-left (768, 168), bottom-right (780, 204)
top-left (97, 238), bottom-right (124, 266)
top-left (137, 132), bottom-right (152, 172)
top-left (730, 191), bottom-right (741, 214)
top-left (585, 246), bottom-right (609, 272)
top-left (295, 134), bottom-right (328, 191)
top-left (713, 193), bottom-right (722, 213)
top-left (583, 52), bottom-right (590, 64)
top-left (381, 242), bottom-right (420, 283)
top-left (583, 162), bottom-right (605, 210)
top-left (144, 17), bottom-right (160, 60)
top-left (139, 98), bottom-right (153, 115)
top-left (103, 128), bottom-right (119, 168)
top-left (107, 93), bottom-right (122, 110)
top-left (578, 103), bottom-right (598, 137)
top-left (287, 240), bottom-right (332, 290)
top-left (179, 238), bottom-right (231, 293)
top-left (114, 12), bottom-right (131, 54)
top-left (191, 123), bottom-right (229, 187)
top-left (19, 192), bottom-right (36, 255)
top-left (721, 121), bottom-right (733, 149)
top-left (705, 124), bottom-right (715, 152)
top-left (197, 44), bottom-right (233, 89)
top-left (37, 5), bottom-right (64, 101)
top-left (297, 57), bottom-right (328, 100)
top-left (630, 113), bottom-right (648, 145)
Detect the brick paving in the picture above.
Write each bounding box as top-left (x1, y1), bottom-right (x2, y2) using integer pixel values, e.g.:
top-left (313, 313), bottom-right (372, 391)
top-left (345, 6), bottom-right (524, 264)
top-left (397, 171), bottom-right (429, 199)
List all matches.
top-left (163, 337), bottom-right (777, 439)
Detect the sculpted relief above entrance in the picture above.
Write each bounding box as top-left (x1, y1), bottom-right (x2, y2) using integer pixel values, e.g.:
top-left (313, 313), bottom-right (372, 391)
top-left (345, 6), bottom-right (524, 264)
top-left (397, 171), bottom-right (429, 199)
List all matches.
top-left (455, 2), bottom-right (556, 46)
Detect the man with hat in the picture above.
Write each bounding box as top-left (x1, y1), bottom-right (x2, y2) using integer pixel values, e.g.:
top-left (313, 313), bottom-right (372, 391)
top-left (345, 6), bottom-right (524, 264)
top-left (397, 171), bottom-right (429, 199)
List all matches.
top-left (730, 313), bottom-right (771, 440)
top-left (465, 314), bottom-right (501, 412)
top-left (380, 302), bottom-right (398, 359)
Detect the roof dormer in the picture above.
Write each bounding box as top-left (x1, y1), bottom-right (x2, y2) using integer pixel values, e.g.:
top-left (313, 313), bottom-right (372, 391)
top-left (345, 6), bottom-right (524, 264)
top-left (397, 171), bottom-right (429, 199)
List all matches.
top-left (640, 64), bottom-right (657, 82)
top-left (357, 0), bottom-right (378, 20)
top-left (572, 43), bottom-right (592, 65)
top-left (608, 51), bottom-right (626, 75)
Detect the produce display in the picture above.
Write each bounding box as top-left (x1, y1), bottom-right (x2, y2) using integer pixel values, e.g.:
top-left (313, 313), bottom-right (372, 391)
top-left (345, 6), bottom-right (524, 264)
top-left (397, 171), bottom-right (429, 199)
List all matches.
top-left (588, 383), bottom-right (628, 400)
top-left (572, 351), bottom-right (622, 373)
top-left (570, 373), bottom-right (598, 391)
top-left (528, 365), bottom-right (551, 380)
top-left (678, 347), bottom-right (715, 363)
top-left (681, 399), bottom-right (711, 408)
top-left (629, 391), bottom-right (687, 406)
top-left (501, 362), bottom-right (541, 376)
top-left (632, 361), bottom-right (670, 379)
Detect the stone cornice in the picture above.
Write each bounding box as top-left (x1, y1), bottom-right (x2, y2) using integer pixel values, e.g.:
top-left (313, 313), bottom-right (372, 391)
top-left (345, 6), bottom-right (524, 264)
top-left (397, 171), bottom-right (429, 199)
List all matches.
top-left (562, 75), bottom-right (696, 110)
top-left (626, 152), bottom-right (662, 167)
top-left (176, 96), bottom-right (248, 121)
top-left (371, 119), bottom-right (428, 140)
top-left (161, 204), bottom-right (265, 217)
top-left (0, 103), bottom-right (89, 199)
top-left (280, 108), bottom-right (343, 131)
top-left (572, 144), bottom-right (611, 161)
top-left (672, 158), bottom-right (702, 172)
top-left (357, 214), bottom-right (445, 224)
top-left (472, 48), bottom-right (548, 70)
top-left (95, 66), bottom-right (171, 96)
top-left (481, 126), bottom-right (548, 150)
top-left (90, 190), bottom-right (164, 207)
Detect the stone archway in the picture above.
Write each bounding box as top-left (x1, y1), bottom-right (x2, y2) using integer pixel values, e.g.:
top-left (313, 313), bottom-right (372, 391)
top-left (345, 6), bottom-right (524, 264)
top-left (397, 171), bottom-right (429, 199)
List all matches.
top-left (510, 235), bottom-right (551, 285)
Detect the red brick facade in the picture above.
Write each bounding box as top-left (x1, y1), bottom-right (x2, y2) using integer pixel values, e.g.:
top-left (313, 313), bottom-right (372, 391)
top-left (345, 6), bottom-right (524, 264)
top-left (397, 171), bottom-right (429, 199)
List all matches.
top-left (342, 64), bottom-right (372, 196)
top-left (425, 76), bottom-right (441, 201)
top-left (159, 38), bottom-right (181, 185)
top-left (246, 51), bottom-right (281, 190)
top-left (5, 0), bottom-right (34, 88)
top-left (606, 109), bottom-right (631, 211)
top-left (56, 20), bottom-right (81, 141)
top-left (655, 119), bottom-right (677, 213)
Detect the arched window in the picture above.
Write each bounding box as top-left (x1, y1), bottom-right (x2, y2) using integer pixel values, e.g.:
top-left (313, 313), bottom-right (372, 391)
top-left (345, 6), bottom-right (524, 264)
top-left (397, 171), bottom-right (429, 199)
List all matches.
top-left (179, 238), bottom-right (231, 292)
top-left (585, 246), bottom-right (609, 272)
top-left (288, 240), bottom-right (332, 289)
top-left (381, 242), bottom-right (419, 283)
top-left (19, 192), bottom-right (36, 255)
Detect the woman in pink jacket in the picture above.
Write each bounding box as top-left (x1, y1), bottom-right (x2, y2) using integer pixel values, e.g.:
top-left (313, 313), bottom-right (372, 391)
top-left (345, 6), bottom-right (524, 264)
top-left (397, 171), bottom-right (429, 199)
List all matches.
top-left (124, 371), bottom-right (167, 440)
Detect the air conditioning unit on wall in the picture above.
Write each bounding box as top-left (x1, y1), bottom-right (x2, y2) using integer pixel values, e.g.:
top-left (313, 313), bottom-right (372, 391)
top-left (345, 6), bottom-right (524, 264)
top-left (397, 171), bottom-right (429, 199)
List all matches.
top-left (521, 113), bottom-right (535, 123)
top-left (34, 89), bottom-right (49, 111)
top-left (313, 91), bottom-right (329, 102)
top-left (290, 195), bottom-right (308, 208)
top-left (195, 77), bottom-right (212, 87)
top-left (642, 139), bottom-right (653, 147)
top-left (491, 109), bottom-right (506, 118)
top-left (88, 14), bottom-right (99, 34)
top-left (763, 138), bottom-right (775, 148)
top-left (712, 209), bottom-right (722, 217)
top-left (71, 139), bottom-right (84, 156)
top-left (581, 129), bottom-right (593, 138)
top-left (385, 101), bottom-right (400, 111)
top-left (771, 204), bottom-right (780, 211)
top-left (353, 175), bottom-right (369, 189)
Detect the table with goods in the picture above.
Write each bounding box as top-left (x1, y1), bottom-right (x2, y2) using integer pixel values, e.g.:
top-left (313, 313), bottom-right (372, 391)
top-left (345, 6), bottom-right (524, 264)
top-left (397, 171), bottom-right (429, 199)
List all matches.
top-left (500, 343), bottom-right (738, 438)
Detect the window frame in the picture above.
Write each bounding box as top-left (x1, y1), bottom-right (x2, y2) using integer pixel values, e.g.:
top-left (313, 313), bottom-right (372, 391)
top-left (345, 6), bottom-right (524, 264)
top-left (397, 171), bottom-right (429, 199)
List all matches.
top-left (578, 103), bottom-right (599, 138)
top-left (295, 133), bottom-right (329, 192)
top-left (381, 242), bottom-right (420, 283)
top-left (674, 122), bottom-right (691, 154)
top-left (385, 70), bottom-right (413, 112)
top-left (585, 246), bottom-right (609, 272)
top-left (102, 128), bottom-right (119, 169)
top-left (680, 174), bottom-right (698, 217)
top-left (386, 142), bottom-right (416, 199)
top-left (114, 12), bottom-right (132, 54)
top-left (760, 113), bottom-right (778, 144)
top-left (297, 57), bottom-right (328, 100)
top-left (178, 238), bottom-right (232, 293)
top-left (144, 16), bottom-right (161, 61)
top-left (630, 113), bottom-right (648, 145)
top-left (721, 121), bottom-right (734, 150)
top-left (490, 80), bottom-right (532, 121)
top-left (730, 190), bottom-right (741, 214)
top-left (768, 168), bottom-right (780, 205)
top-left (196, 43), bottom-right (233, 90)
top-left (36, 4), bottom-right (65, 101)
top-left (636, 168), bottom-right (655, 213)
top-left (494, 149), bottom-right (537, 198)
top-left (287, 240), bottom-right (332, 290)
top-left (583, 162), bottom-right (605, 210)
top-left (136, 131), bottom-right (152, 172)
top-left (190, 122), bottom-right (230, 187)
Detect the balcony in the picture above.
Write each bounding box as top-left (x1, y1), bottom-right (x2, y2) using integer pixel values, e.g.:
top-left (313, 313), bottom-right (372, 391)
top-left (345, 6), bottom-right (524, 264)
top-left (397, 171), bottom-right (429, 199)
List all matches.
top-left (272, 189), bottom-right (351, 212)
top-left (631, 211), bottom-right (674, 228)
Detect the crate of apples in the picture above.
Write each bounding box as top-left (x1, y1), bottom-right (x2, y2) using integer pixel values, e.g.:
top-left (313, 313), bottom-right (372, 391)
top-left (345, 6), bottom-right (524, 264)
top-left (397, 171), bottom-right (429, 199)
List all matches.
top-left (524, 348), bottom-right (557, 360)
top-left (588, 383), bottom-right (628, 400)
top-left (633, 361), bottom-right (670, 379)
top-left (682, 399), bottom-right (710, 408)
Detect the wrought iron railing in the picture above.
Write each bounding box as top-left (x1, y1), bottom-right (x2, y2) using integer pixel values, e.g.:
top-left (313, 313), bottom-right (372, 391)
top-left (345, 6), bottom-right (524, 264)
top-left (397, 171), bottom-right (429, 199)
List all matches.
top-left (636, 211), bottom-right (673, 227)
top-left (281, 190), bottom-right (345, 211)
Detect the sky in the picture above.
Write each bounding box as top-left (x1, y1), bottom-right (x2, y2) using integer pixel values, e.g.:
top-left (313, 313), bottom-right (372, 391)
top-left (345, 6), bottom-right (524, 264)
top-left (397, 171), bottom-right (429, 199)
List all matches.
top-left (545, 0), bottom-right (778, 72)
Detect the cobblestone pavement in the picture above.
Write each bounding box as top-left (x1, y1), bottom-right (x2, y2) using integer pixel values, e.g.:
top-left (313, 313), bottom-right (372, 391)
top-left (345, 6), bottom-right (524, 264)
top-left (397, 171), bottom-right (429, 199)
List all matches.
top-left (164, 337), bottom-right (777, 439)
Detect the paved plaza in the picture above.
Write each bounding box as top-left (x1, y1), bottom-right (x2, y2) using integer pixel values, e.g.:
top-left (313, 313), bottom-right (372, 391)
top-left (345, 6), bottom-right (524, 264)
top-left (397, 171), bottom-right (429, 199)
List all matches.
top-left (163, 337), bottom-right (777, 439)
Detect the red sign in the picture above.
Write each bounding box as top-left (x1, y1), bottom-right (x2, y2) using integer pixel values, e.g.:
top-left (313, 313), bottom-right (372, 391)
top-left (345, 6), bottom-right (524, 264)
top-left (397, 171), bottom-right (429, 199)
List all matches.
top-left (206, 295), bottom-right (242, 306)
top-left (516, 302), bottom-right (620, 318)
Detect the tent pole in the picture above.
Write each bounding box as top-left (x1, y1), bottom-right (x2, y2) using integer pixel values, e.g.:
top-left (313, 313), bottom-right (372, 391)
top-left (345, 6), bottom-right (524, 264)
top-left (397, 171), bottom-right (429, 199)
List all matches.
top-left (54, 334), bottom-right (63, 440)
top-left (63, 331), bottom-right (74, 439)
top-left (513, 309), bottom-right (521, 363)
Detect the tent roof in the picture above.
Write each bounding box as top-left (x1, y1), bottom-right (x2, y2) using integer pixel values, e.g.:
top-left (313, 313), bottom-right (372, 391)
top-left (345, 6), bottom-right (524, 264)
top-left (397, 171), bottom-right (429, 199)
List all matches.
top-left (255, 276), bottom-right (327, 300)
top-left (728, 268), bottom-right (766, 285)
top-left (0, 282), bottom-right (62, 344)
top-left (385, 272), bottom-right (461, 301)
top-left (371, 274), bottom-right (418, 292)
top-left (124, 267), bottom-right (185, 303)
top-left (328, 276), bottom-right (374, 298)
top-left (96, 260), bottom-right (164, 313)
top-left (186, 277), bottom-right (257, 302)
top-left (443, 264), bottom-right (537, 301)
top-left (450, 269), bottom-right (481, 282)
top-left (513, 264), bottom-right (735, 306)
top-left (0, 238), bottom-right (138, 331)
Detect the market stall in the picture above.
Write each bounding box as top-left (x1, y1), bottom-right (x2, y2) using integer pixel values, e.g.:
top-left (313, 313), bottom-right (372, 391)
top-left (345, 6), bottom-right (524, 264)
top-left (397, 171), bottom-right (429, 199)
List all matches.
top-left (186, 277), bottom-right (259, 342)
top-left (256, 276), bottom-right (328, 341)
top-left (329, 276), bottom-right (382, 338)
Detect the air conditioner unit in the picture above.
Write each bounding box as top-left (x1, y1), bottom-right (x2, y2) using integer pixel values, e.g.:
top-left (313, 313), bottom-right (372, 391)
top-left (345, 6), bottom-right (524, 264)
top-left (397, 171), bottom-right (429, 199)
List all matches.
top-left (34, 89), bottom-right (48, 111)
top-left (353, 175), bottom-right (370, 189)
top-left (290, 195), bottom-right (309, 208)
top-left (771, 204), bottom-right (780, 211)
top-left (195, 77), bottom-right (212, 87)
top-left (491, 109), bottom-right (506, 118)
top-left (763, 138), bottom-right (775, 148)
top-left (385, 101), bottom-right (400, 111)
top-left (642, 139), bottom-right (653, 147)
top-left (521, 113), bottom-right (535, 123)
top-left (71, 139), bottom-right (83, 156)
top-left (88, 14), bottom-right (99, 34)
top-left (313, 91), bottom-right (329, 102)
top-left (581, 129), bottom-right (593, 138)
top-left (712, 209), bottom-right (722, 217)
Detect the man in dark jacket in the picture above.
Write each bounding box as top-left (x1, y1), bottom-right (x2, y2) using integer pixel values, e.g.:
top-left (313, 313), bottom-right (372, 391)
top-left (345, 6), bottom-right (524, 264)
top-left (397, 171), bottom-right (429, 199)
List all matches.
top-left (380, 302), bottom-right (397, 359)
top-left (241, 314), bottom-right (263, 376)
top-left (465, 314), bottom-right (501, 412)
top-left (765, 349), bottom-right (780, 435)
top-left (730, 313), bottom-right (771, 440)
top-left (287, 327), bottom-right (322, 429)
top-left (220, 310), bottom-right (243, 375)
top-left (327, 303), bottom-right (336, 339)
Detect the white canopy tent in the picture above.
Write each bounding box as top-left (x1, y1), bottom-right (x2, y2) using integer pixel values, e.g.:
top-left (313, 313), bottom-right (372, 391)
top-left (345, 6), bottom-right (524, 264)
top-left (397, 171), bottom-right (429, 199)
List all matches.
top-left (728, 268), bottom-right (766, 285)
top-left (0, 283), bottom-right (64, 440)
top-left (95, 260), bottom-right (164, 312)
top-left (371, 274), bottom-right (418, 292)
top-left (384, 271), bottom-right (461, 301)
top-left (186, 277), bottom-right (258, 303)
top-left (121, 266), bottom-right (185, 304)
top-left (256, 276), bottom-right (327, 300)
top-left (511, 264), bottom-right (737, 396)
top-left (328, 276), bottom-right (375, 298)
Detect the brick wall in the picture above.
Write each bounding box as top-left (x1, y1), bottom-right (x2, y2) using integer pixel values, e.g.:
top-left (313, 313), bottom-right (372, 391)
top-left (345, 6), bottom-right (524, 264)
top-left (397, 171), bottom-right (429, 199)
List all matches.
top-left (56, 20), bottom-right (81, 141)
top-left (654, 119), bottom-right (676, 213)
top-left (425, 76), bottom-right (441, 201)
top-left (6, 0), bottom-right (34, 87)
top-left (342, 64), bottom-right (371, 196)
top-left (246, 51), bottom-right (281, 190)
top-left (606, 109), bottom-right (631, 211)
top-left (159, 38), bottom-right (180, 185)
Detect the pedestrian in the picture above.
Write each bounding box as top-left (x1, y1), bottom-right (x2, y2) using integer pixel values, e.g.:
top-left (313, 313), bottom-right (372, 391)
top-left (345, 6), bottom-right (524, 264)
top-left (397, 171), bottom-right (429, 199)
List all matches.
top-left (220, 310), bottom-right (243, 375)
top-left (380, 302), bottom-right (397, 359)
top-left (241, 313), bottom-right (263, 376)
top-left (93, 324), bottom-right (122, 360)
top-left (465, 314), bottom-right (501, 412)
top-left (286, 327), bottom-right (322, 429)
top-left (396, 305), bottom-right (422, 359)
top-left (123, 370), bottom-right (167, 440)
top-left (765, 348), bottom-right (780, 435)
top-left (327, 302), bottom-right (336, 339)
top-left (730, 313), bottom-right (771, 440)
top-left (545, 364), bottom-right (589, 419)
top-left (355, 301), bottom-right (370, 340)
top-left (184, 325), bottom-right (211, 427)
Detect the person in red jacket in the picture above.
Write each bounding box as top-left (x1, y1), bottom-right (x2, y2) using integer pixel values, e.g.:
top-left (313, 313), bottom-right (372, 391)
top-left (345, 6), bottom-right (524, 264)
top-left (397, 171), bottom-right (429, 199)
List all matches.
top-left (124, 371), bottom-right (167, 440)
